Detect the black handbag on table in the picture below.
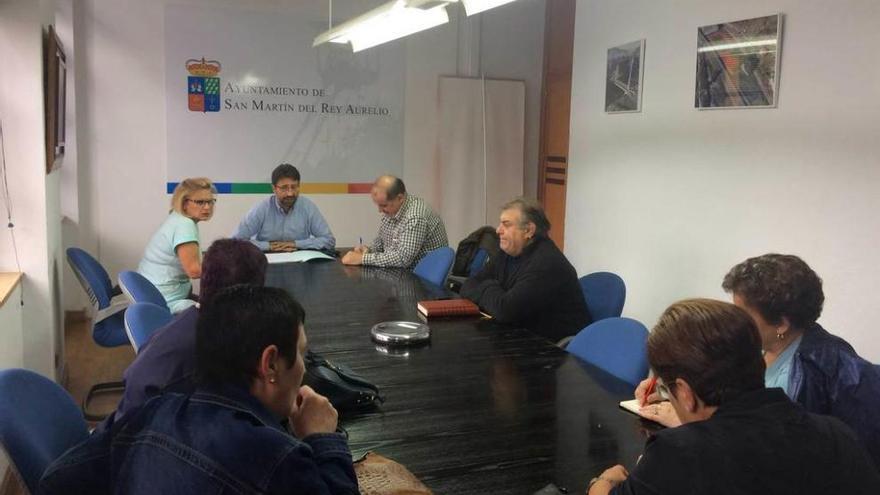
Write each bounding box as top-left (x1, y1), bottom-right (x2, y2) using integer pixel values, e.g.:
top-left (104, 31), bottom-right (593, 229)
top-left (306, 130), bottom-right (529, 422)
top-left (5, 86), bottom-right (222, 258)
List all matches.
top-left (303, 351), bottom-right (384, 411)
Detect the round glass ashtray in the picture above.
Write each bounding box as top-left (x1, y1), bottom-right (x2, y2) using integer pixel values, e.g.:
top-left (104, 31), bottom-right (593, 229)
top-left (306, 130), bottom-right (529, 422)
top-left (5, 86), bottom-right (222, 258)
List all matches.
top-left (370, 321), bottom-right (430, 346)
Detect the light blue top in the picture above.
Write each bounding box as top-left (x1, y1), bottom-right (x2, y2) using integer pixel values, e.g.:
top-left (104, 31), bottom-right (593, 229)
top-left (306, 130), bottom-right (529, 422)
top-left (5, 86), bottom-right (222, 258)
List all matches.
top-left (138, 211), bottom-right (199, 313)
top-left (765, 335), bottom-right (803, 398)
top-left (232, 195), bottom-right (335, 251)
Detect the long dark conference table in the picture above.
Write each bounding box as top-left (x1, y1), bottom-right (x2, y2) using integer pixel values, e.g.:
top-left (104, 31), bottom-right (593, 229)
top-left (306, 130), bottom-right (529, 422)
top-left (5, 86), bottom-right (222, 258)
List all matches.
top-left (267, 260), bottom-right (653, 494)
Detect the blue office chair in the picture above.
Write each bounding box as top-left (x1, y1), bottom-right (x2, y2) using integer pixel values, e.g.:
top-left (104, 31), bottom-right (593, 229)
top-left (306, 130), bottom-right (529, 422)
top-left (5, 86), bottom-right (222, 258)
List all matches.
top-left (468, 248), bottom-right (489, 276)
top-left (66, 248), bottom-right (130, 347)
top-left (119, 270), bottom-right (169, 310)
top-left (579, 271), bottom-right (626, 321)
top-left (413, 247), bottom-right (455, 287)
top-left (566, 317), bottom-right (649, 387)
top-left (66, 247), bottom-right (131, 420)
top-left (124, 302), bottom-right (173, 353)
top-left (0, 368), bottom-right (89, 494)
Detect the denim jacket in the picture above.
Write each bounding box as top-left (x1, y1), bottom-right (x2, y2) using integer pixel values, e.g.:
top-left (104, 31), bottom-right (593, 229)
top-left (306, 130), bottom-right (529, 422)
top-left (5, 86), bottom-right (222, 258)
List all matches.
top-left (40, 385), bottom-right (360, 494)
top-left (789, 323), bottom-right (880, 469)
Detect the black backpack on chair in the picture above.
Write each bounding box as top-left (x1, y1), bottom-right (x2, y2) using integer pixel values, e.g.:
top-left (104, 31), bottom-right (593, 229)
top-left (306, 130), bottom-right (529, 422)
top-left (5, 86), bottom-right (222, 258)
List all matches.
top-left (451, 226), bottom-right (500, 277)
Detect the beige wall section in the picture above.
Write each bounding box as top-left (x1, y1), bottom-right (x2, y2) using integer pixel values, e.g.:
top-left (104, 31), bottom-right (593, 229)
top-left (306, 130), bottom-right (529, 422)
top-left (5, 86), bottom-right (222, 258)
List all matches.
top-left (566, 0), bottom-right (880, 361)
top-left (72, 0), bottom-right (546, 285)
top-left (0, 0), bottom-right (63, 378)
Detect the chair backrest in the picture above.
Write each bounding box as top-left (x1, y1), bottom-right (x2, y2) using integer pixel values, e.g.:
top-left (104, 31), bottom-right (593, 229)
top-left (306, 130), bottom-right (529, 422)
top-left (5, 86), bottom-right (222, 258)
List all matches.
top-left (579, 271), bottom-right (626, 321)
top-left (413, 247), bottom-right (455, 287)
top-left (468, 248), bottom-right (489, 276)
top-left (119, 270), bottom-right (169, 310)
top-left (66, 247), bottom-right (114, 311)
top-left (66, 248), bottom-right (130, 347)
top-left (0, 369), bottom-right (89, 494)
top-left (124, 302), bottom-right (173, 353)
top-left (566, 317), bottom-right (649, 387)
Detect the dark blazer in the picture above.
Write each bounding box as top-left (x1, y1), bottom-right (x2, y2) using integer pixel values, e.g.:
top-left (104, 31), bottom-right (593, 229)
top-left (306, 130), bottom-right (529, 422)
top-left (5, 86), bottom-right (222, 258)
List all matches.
top-left (614, 388), bottom-right (880, 495)
top-left (790, 323), bottom-right (880, 469)
top-left (461, 235), bottom-right (591, 342)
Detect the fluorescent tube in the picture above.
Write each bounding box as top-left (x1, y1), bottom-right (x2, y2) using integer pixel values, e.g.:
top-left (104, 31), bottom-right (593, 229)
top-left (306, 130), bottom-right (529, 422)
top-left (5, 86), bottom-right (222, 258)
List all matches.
top-left (460, 0), bottom-right (517, 16)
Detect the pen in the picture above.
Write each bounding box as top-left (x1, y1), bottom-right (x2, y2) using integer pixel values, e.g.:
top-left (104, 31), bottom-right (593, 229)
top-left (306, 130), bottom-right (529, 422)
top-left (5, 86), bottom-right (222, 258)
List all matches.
top-left (359, 237), bottom-right (362, 247)
top-left (642, 376), bottom-right (657, 407)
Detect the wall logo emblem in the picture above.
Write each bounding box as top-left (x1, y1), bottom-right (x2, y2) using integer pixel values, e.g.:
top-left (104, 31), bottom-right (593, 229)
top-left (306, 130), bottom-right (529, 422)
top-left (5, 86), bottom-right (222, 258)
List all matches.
top-left (186, 57), bottom-right (222, 112)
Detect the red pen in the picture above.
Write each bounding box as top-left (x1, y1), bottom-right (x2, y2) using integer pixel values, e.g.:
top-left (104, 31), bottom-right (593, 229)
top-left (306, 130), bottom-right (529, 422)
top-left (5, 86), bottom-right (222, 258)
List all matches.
top-left (642, 376), bottom-right (658, 407)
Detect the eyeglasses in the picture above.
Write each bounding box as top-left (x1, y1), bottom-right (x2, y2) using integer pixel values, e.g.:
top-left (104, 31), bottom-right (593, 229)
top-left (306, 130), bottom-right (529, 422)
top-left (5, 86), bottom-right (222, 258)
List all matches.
top-left (187, 198), bottom-right (217, 208)
top-left (275, 185), bottom-right (299, 192)
top-left (656, 378), bottom-right (674, 400)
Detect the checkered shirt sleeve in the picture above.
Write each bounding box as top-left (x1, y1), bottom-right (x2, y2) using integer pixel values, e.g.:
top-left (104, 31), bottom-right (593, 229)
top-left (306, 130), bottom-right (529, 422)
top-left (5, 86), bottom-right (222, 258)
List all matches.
top-left (363, 196), bottom-right (448, 268)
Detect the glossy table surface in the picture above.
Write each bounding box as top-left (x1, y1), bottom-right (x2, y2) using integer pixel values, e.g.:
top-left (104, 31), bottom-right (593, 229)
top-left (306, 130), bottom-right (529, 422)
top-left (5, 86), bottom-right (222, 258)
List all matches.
top-left (267, 261), bottom-right (654, 494)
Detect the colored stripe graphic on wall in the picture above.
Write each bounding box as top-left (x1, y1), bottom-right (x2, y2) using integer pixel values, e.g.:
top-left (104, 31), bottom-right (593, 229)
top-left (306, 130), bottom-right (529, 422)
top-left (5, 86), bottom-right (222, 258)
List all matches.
top-left (166, 183), bottom-right (373, 194)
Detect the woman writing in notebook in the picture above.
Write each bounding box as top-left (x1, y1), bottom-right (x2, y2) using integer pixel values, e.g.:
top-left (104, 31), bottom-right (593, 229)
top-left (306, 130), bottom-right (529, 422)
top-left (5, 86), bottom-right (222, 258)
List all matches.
top-left (634, 254), bottom-right (880, 469)
top-left (590, 299), bottom-right (879, 495)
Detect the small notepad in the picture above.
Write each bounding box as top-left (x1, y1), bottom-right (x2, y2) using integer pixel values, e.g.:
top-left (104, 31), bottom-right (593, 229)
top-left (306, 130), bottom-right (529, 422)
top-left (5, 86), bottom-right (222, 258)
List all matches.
top-left (619, 399), bottom-right (642, 416)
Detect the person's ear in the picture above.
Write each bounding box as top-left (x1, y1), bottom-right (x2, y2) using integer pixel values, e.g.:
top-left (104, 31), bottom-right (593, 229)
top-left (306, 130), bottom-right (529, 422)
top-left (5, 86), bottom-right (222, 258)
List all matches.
top-left (777, 316), bottom-right (792, 339)
top-left (525, 222), bottom-right (537, 239)
top-left (258, 345), bottom-right (280, 384)
top-left (673, 378), bottom-right (698, 413)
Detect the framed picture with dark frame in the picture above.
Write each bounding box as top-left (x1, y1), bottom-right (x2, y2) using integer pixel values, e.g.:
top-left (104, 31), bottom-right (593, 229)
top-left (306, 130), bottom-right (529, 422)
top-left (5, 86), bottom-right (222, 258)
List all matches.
top-left (44, 24), bottom-right (67, 173)
top-left (605, 39), bottom-right (645, 113)
top-left (695, 14), bottom-right (783, 109)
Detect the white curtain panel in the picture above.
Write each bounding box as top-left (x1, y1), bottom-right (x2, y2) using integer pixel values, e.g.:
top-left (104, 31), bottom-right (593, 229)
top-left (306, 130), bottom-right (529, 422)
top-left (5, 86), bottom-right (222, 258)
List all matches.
top-left (434, 76), bottom-right (524, 245)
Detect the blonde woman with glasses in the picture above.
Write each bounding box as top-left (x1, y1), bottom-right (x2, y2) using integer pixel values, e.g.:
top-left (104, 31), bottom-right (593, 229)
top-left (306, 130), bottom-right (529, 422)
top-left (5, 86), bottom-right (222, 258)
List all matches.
top-left (138, 178), bottom-right (216, 313)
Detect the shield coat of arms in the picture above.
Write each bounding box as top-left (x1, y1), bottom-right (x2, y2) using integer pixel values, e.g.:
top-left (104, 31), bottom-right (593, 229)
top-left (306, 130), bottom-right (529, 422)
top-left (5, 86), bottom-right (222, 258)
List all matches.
top-left (186, 57), bottom-right (221, 112)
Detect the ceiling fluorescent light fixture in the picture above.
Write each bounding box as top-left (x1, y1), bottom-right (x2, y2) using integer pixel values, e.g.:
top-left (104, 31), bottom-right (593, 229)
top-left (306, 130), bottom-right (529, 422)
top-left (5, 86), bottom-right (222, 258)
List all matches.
top-left (314, 0), bottom-right (452, 53)
top-left (461, 0), bottom-right (517, 16)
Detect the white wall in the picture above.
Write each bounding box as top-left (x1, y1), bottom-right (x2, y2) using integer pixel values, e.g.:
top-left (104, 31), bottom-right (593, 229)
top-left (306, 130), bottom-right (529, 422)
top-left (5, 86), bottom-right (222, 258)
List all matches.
top-left (58, 0), bottom-right (89, 314)
top-left (481, 0), bottom-right (545, 200)
top-left (74, 0), bottom-right (545, 287)
top-left (0, 0), bottom-right (63, 484)
top-left (0, 0), bottom-right (63, 378)
top-left (567, 0), bottom-right (880, 361)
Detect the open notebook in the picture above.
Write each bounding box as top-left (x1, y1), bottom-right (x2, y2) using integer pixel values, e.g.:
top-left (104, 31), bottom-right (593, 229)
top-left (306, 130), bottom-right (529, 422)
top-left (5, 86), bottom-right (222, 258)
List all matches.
top-left (266, 251), bottom-right (335, 264)
top-left (620, 399), bottom-right (669, 427)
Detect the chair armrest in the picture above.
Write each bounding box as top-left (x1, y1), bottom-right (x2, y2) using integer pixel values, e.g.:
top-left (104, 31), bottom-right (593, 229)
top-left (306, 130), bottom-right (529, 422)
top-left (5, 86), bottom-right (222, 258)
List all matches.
top-left (95, 299), bottom-right (129, 324)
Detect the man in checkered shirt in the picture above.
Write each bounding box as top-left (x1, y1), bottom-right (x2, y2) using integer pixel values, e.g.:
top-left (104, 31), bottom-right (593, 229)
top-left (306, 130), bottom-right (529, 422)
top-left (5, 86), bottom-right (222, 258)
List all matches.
top-left (342, 176), bottom-right (448, 268)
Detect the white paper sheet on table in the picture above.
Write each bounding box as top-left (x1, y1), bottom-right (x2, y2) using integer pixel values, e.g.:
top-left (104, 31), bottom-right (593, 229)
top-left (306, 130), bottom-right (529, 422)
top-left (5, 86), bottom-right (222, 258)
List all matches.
top-left (265, 251), bottom-right (336, 264)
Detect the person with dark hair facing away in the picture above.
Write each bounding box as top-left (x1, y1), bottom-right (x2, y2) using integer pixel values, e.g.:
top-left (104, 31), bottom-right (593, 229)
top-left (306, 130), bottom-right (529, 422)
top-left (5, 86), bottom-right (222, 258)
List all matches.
top-left (341, 175), bottom-right (448, 268)
top-left (636, 254), bottom-right (880, 468)
top-left (108, 238), bottom-right (269, 426)
top-left (233, 163), bottom-right (335, 252)
top-left (590, 299), bottom-right (880, 495)
top-left (460, 197), bottom-right (590, 343)
top-left (41, 286), bottom-right (358, 494)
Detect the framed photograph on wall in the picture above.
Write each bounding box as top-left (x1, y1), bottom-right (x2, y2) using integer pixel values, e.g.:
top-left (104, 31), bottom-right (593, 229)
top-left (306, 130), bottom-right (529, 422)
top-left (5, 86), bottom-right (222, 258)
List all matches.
top-left (605, 39), bottom-right (645, 113)
top-left (695, 14), bottom-right (783, 109)
top-left (44, 24), bottom-right (67, 173)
